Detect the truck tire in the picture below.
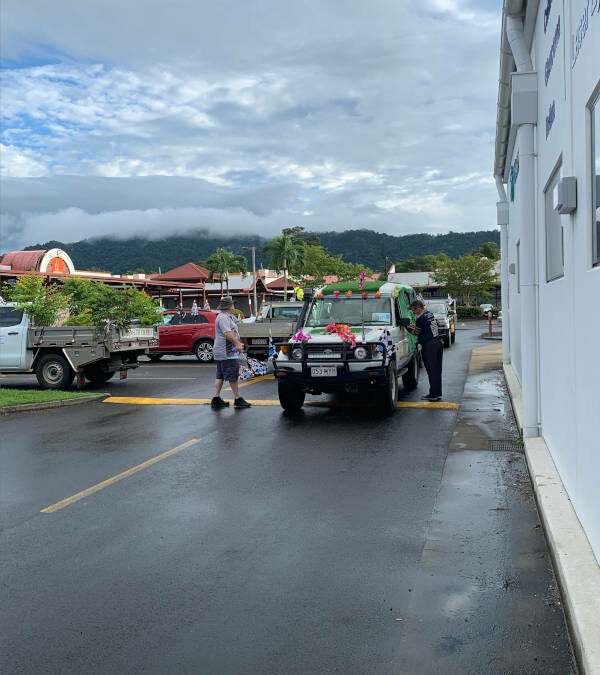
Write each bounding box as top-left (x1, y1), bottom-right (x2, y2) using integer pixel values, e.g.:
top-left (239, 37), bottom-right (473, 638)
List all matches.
top-left (451, 329), bottom-right (456, 344)
top-left (278, 381), bottom-right (305, 411)
top-left (402, 354), bottom-right (419, 391)
top-left (35, 354), bottom-right (75, 390)
top-left (148, 354), bottom-right (163, 362)
top-left (194, 340), bottom-right (214, 362)
top-left (84, 364), bottom-right (116, 384)
top-left (376, 361), bottom-right (398, 413)
top-left (443, 333), bottom-right (451, 348)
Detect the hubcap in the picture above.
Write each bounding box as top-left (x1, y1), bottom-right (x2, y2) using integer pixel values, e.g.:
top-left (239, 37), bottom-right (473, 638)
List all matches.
top-left (43, 362), bottom-right (63, 384)
top-left (196, 343), bottom-right (213, 361)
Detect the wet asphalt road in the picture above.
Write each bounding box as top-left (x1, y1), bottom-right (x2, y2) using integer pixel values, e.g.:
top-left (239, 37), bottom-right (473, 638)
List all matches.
top-left (0, 323), bottom-right (576, 675)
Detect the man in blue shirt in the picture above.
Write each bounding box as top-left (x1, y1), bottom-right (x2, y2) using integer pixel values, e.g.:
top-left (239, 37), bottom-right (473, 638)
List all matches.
top-left (408, 299), bottom-right (443, 401)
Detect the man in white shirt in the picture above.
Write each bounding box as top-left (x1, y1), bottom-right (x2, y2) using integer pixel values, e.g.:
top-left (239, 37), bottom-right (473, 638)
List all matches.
top-left (211, 297), bottom-right (251, 409)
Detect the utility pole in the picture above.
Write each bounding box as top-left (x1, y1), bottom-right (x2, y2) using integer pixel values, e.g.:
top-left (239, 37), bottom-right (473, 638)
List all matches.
top-left (242, 246), bottom-right (258, 315)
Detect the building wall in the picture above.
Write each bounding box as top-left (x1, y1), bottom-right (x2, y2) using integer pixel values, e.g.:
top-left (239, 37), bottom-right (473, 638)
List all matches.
top-left (505, 0), bottom-right (600, 559)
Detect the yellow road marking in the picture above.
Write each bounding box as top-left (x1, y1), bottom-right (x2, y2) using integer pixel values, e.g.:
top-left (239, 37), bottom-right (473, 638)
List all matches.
top-left (225, 374), bottom-right (275, 390)
top-left (104, 396), bottom-right (459, 410)
top-left (129, 377), bottom-right (197, 380)
top-left (41, 438), bottom-right (200, 514)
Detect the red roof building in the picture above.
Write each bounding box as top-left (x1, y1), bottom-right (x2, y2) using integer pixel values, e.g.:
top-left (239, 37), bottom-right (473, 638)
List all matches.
top-left (0, 248), bottom-right (206, 309)
top-left (150, 262), bottom-right (210, 283)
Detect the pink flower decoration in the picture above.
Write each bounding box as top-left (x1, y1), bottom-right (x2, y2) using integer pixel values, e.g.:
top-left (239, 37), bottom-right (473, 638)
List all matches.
top-left (362, 292), bottom-right (368, 299)
top-left (292, 329), bottom-right (311, 344)
top-left (333, 290), bottom-right (340, 297)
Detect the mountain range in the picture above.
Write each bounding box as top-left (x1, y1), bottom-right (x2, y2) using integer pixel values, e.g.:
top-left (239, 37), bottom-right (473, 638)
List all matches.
top-left (23, 228), bottom-right (500, 274)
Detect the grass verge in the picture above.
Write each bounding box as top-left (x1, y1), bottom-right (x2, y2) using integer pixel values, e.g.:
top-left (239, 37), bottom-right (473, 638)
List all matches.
top-left (0, 388), bottom-right (95, 407)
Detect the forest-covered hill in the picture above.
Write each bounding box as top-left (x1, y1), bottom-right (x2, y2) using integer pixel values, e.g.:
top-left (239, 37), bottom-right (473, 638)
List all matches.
top-left (23, 228), bottom-right (500, 275)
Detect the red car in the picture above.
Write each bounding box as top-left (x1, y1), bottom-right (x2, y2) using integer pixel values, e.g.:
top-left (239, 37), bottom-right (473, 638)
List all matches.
top-left (149, 310), bottom-right (217, 362)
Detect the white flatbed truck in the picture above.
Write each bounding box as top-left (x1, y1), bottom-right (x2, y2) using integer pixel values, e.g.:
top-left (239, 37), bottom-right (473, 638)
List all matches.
top-left (0, 303), bottom-right (158, 389)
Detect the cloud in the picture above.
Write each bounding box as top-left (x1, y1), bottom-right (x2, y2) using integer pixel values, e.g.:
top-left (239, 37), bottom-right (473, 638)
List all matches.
top-left (0, 0), bottom-right (501, 250)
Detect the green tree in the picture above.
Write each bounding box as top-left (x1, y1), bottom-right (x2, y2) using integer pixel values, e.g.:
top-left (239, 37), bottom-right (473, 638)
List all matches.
top-left (61, 277), bottom-right (161, 328)
top-left (478, 241), bottom-right (501, 260)
top-left (282, 226), bottom-right (321, 247)
top-left (202, 248), bottom-right (248, 296)
top-left (394, 253), bottom-right (449, 272)
top-left (432, 255), bottom-right (497, 305)
top-left (263, 234), bottom-right (301, 299)
top-left (12, 273), bottom-right (68, 326)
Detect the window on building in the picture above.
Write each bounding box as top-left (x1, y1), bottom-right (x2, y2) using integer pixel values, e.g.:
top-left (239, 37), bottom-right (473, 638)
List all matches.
top-left (592, 92), bottom-right (600, 266)
top-left (516, 240), bottom-right (520, 294)
top-left (545, 168), bottom-right (564, 281)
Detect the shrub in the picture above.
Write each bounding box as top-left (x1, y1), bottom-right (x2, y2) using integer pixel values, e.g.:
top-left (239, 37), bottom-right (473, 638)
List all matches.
top-left (12, 274), bottom-right (68, 326)
top-left (61, 278), bottom-right (162, 329)
top-left (456, 305), bottom-right (484, 319)
top-left (10, 274), bottom-right (162, 329)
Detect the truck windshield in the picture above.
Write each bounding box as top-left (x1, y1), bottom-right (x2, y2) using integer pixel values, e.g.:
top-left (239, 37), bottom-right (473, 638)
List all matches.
top-left (271, 306), bottom-right (302, 320)
top-left (425, 302), bottom-right (447, 314)
top-left (0, 307), bottom-right (23, 327)
top-left (305, 297), bottom-right (391, 327)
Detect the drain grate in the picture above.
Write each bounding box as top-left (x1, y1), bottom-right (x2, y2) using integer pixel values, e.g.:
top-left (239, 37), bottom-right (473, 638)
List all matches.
top-left (488, 439), bottom-right (523, 452)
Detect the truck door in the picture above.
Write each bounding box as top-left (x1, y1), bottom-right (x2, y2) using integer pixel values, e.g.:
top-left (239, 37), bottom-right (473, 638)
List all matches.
top-left (0, 306), bottom-right (26, 369)
top-left (392, 298), bottom-right (407, 363)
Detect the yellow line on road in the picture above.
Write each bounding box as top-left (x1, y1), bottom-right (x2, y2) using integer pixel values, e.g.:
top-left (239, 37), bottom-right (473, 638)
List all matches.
top-left (226, 374), bottom-right (275, 390)
top-left (129, 377), bottom-right (197, 380)
top-left (103, 396), bottom-right (459, 410)
top-left (41, 438), bottom-right (200, 514)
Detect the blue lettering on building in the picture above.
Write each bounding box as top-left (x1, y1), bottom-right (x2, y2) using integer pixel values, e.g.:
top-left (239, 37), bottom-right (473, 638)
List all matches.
top-left (572, 0), bottom-right (598, 68)
top-left (546, 100), bottom-right (556, 139)
top-left (544, 0), bottom-right (553, 33)
top-left (545, 16), bottom-right (560, 85)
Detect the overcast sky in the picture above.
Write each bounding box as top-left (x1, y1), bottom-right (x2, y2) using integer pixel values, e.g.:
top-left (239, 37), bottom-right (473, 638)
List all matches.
top-left (0, 0), bottom-right (501, 251)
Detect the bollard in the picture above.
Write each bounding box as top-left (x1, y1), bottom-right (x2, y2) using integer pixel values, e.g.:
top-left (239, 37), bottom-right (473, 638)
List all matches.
top-left (488, 311), bottom-right (493, 336)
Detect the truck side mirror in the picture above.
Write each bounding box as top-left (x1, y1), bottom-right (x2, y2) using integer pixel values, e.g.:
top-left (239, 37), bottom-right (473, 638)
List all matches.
top-left (398, 317), bottom-right (411, 328)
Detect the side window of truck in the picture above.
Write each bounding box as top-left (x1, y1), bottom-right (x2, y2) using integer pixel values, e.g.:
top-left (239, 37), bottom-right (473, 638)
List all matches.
top-left (393, 299), bottom-right (401, 326)
top-left (0, 307), bottom-right (24, 327)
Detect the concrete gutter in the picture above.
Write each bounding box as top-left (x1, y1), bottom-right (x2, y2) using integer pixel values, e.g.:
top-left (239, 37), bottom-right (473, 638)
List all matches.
top-left (1, 393), bottom-right (108, 416)
top-left (504, 366), bottom-right (600, 675)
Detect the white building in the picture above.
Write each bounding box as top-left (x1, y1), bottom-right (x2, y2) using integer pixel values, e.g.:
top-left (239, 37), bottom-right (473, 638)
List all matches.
top-left (494, 0), bottom-right (600, 560)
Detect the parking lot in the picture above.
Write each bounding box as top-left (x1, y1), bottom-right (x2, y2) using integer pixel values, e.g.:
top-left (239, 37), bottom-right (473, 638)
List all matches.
top-left (0, 322), bottom-right (577, 675)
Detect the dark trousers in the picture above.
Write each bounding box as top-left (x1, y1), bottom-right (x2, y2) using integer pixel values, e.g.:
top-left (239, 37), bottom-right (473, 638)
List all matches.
top-left (421, 338), bottom-right (443, 397)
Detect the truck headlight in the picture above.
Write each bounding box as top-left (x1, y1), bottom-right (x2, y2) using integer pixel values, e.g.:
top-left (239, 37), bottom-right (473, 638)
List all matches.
top-left (354, 346), bottom-right (368, 360)
top-left (291, 347), bottom-right (303, 361)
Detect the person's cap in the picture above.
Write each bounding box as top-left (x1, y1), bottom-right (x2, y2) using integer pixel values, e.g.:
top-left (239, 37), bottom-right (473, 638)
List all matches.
top-left (217, 296), bottom-right (234, 310)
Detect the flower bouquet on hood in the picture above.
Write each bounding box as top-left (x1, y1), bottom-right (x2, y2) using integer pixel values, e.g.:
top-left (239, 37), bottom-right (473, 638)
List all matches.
top-left (291, 328), bottom-right (312, 345)
top-left (326, 323), bottom-right (357, 348)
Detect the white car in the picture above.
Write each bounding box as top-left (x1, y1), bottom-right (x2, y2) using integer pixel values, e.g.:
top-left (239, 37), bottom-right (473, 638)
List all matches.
top-left (480, 303), bottom-right (494, 313)
top-left (498, 310), bottom-right (503, 323)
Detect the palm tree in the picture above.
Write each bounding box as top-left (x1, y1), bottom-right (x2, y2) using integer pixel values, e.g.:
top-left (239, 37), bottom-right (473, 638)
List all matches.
top-left (202, 249), bottom-right (248, 297)
top-left (264, 234), bottom-right (301, 300)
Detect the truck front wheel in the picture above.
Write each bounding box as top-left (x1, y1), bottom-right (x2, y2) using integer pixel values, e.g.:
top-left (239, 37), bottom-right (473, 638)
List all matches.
top-left (36, 354), bottom-right (75, 390)
top-left (376, 361), bottom-right (398, 413)
top-left (278, 381), bottom-right (305, 411)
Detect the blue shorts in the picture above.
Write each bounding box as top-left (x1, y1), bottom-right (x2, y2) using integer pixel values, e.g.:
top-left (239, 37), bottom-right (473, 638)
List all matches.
top-left (215, 359), bottom-right (239, 382)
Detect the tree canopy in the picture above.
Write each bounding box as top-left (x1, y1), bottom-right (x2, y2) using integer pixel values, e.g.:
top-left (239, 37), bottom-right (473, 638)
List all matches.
top-left (432, 255), bottom-right (497, 305)
top-left (201, 248), bottom-right (248, 296)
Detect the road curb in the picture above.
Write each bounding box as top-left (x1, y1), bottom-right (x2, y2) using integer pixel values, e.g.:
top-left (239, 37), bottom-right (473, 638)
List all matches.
top-left (503, 365), bottom-right (600, 675)
top-left (0, 394), bottom-right (108, 416)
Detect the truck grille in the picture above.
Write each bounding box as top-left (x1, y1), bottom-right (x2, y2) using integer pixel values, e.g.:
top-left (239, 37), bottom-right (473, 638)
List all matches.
top-left (303, 345), bottom-right (351, 359)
